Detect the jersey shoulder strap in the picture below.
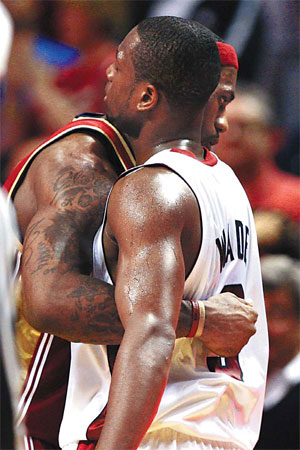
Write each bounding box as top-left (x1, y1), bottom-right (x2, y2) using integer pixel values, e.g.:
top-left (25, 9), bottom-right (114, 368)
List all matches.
top-left (3, 114), bottom-right (136, 200)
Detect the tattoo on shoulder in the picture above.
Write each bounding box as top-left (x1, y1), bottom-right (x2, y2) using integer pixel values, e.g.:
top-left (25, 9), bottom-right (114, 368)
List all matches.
top-left (24, 166), bottom-right (115, 276)
top-left (51, 165), bottom-right (113, 212)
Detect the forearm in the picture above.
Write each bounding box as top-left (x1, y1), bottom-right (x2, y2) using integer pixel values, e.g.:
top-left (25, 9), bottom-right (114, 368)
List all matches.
top-left (21, 214), bottom-right (187, 346)
top-left (22, 273), bottom-right (256, 351)
top-left (96, 325), bottom-right (175, 450)
top-left (22, 270), bottom-right (124, 345)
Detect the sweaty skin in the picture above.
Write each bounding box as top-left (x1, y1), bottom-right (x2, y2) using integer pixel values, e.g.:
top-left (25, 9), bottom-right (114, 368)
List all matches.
top-left (20, 131), bottom-right (256, 352)
top-left (98, 167), bottom-right (200, 449)
top-left (18, 40), bottom-right (256, 353)
top-left (92, 23), bottom-right (261, 449)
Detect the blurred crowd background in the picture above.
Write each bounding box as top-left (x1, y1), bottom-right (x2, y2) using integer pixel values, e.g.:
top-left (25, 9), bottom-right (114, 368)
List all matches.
top-left (1, 0), bottom-right (299, 182)
top-left (0, 1), bottom-right (299, 449)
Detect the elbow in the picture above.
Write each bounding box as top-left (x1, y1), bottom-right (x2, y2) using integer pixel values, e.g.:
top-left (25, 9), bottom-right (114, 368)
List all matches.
top-left (145, 313), bottom-right (176, 343)
top-left (21, 285), bottom-right (50, 332)
top-left (22, 296), bottom-right (43, 332)
top-left (138, 315), bottom-right (176, 364)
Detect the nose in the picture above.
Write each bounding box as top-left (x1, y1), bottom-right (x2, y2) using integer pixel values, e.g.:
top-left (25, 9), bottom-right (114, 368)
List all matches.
top-left (216, 114), bottom-right (229, 135)
top-left (106, 64), bottom-right (114, 81)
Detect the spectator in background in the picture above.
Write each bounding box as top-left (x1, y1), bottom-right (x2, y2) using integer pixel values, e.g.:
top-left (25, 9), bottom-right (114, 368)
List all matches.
top-left (50, 0), bottom-right (119, 114)
top-left (138, 0), bottom-right (299, 175)
top-left (214, 82), bottom-right (300, 222)
top-left (1, 0), bottom-right (119, 181)
top-left (254, 210), bottom-right (300, 260)
top-left (1, 0), bottom-right (55, 157)
top-left (255, 255), bottom-right (300, 449)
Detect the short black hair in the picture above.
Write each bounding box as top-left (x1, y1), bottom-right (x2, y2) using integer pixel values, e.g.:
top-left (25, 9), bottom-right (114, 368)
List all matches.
top-left (133, 16), bottom-right (221, 108)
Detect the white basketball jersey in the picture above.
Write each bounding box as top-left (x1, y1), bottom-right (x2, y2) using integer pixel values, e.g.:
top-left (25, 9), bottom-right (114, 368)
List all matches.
top-left (60, 149), bottom-right (268, 450)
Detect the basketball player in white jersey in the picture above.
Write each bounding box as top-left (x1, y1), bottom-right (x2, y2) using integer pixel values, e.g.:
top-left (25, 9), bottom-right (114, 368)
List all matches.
top-left (58, 17), bottom-right (268, 450)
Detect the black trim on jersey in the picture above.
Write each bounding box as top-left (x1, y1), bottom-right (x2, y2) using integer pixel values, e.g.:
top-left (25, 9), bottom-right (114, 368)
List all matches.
top-left (74, 112), bottom-right (105, 119)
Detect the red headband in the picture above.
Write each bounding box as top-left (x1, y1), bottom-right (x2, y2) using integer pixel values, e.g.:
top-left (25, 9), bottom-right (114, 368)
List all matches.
top-left (216, 42), bottom-right (239, 70)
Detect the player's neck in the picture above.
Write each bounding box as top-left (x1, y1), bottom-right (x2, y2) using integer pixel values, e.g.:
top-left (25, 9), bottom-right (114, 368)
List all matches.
top-left (130, 120), bottom-right (205, 164)
top-left (154, 139), bottom-right (205, 158)
top-left (129, 103), bottom-right (205, 164)
top-left (132, 137), bottom-right (204, 165)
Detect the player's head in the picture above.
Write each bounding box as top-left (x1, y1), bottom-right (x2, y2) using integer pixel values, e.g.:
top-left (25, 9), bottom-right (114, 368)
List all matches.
top-left (105, 16), bottom-right (220, 137)
top-left (261, 254), bottom-right (300, 373)
top-left (201, 41), bottom-right (239, 149)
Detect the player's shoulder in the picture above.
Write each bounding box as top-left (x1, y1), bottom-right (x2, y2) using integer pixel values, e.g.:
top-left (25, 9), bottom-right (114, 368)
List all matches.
top-left (41, 132), bottom-right (107, 164)
top-left (111, 164), bottom-right (196, 223)
top-left (29, 131), bottom-right (115, 184)
top-left (118, 164), bottom-right (189, 197)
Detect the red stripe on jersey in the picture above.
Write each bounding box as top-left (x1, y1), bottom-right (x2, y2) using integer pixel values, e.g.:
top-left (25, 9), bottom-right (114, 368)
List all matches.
top-left (23, 435), bottom-right (58, 449)
top-left (86, 406), bottom-right (107, 440)
top-left (77, 441), bottom-right (97, 450)
top-left (171, 148), bottom-right (198, 159)
top-left (202, 148), bottom-right (218, 166)
top-left (72, 116), bottom-right (135, 170)
top-left (17, 333), bottom-right (53, 425)
top-left (20, 335), bottom-right (71, 447)
top-left (171, 148), bottom-right (218, 166)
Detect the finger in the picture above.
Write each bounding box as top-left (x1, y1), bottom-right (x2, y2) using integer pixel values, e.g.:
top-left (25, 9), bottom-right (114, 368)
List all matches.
top-left (244, 298), bottom-right (254, 306)
top-left (232, 295), bottom-right (253, 306)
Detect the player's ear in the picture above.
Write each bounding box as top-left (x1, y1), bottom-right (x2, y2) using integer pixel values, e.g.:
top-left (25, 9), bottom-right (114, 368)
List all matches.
top-left (137, 84), bottom-right (158, 111)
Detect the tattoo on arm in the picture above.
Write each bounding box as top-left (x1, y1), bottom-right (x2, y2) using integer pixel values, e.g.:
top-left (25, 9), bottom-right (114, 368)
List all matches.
top-left (66, 277), bottom-right (124, 345)
top-left (31, 242), bottom-right (52, 275)
top-left (23, 218), bottom-right (45, 266)
top-left (26, 165), bottom-right (113, 275)
top-left (23, 164), bottom-right (124, 344)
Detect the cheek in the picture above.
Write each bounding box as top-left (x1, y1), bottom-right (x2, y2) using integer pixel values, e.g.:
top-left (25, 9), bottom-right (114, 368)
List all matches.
top-left (108, 85), bottom-right (121, 105)
top-left (202, 110), bottom-right (216, 136)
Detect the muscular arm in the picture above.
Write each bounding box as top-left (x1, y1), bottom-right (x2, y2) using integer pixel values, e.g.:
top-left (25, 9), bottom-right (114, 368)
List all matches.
top-left (20, 136), bottom-right (190, 344)
top-left (96, 168), bottom-right (195, 450)
top-left (21, 134), bottom-right (125, 344)
top-left (21, 134), bottom-right (257, 350)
